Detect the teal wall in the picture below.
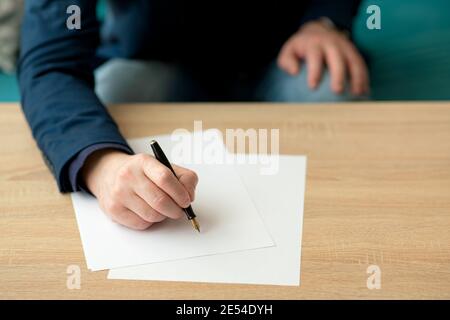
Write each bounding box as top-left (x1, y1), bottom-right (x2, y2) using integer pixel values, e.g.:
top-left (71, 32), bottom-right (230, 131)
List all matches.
top-left (0, 73), bottom-right (20, 102)
top-left (353, 0), bottom-right (450, 100)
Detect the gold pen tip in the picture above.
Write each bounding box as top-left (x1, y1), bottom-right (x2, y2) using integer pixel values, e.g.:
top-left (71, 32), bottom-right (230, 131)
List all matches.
top-left (191, 218), bottom-right (200, 233)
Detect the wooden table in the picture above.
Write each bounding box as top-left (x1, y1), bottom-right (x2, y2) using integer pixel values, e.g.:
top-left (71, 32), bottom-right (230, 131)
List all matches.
top-left (1, 102), bottom-right (450, 299)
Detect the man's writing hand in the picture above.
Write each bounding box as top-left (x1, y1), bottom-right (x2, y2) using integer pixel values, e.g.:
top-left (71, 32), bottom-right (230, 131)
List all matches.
top-left (82, 150), bottom-right (198, 230)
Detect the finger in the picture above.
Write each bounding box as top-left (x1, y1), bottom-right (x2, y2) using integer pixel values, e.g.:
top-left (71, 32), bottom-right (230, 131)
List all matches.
top-left (172, 164), bottom-right (199, 201)
top-left (277, 42), bottom-right (301, 75)
top-left (342, 43), bottom-right (369, 96)
top-left (134, 177), bottom-right (185, 220)
top-left (122, 192), bottom-right (167, 223)
top-left (103, 202), bottom-right (153, 230)
top-left (142, 157), bottom-right (191, 208)
top-left (323, 44), bottom-right (346, 94)
top-left (304, 44), bottom-right (323, 89)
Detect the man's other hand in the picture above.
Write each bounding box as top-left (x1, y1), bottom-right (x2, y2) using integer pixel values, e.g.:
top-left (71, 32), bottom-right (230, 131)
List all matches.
top-left (277, 20), bottom-right (369, 96)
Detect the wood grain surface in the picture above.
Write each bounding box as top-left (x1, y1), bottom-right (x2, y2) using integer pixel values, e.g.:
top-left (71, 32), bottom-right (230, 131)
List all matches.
top-left (1, 102), bottom-right (449, 299)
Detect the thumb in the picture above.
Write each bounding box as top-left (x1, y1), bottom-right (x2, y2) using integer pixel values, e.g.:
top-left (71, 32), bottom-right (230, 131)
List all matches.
top-left (172, 165), bottom-right (199, 202)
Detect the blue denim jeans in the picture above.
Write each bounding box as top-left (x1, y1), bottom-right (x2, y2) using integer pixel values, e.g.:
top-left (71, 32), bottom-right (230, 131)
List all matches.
top-left (95, 58), bottom-right (363, 104)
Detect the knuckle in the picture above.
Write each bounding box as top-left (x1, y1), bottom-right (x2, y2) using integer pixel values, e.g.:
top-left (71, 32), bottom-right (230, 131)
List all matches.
top-left (117, 165), bottom-right (133, 181)
top-left (134, 153), bottom-right (150, 164)
top-left (308, 35), bottom-right (322, 45)
top-left (155, 168), bottom-right (172, 185)
top-left (111, 184), bottom-right (125, 199)
top-left (152, 193), bottom-right (170, 212)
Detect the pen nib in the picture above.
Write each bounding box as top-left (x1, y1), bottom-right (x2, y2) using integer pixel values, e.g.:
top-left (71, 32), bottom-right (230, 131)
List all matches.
top-left (191, 218), bottom-right (200, 233)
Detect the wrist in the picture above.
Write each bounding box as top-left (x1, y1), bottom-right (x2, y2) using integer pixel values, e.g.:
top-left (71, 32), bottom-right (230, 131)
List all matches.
top-left (82, 149), bottom-right (130, 196)
top-left (300, 19), bottom-right (349, 39)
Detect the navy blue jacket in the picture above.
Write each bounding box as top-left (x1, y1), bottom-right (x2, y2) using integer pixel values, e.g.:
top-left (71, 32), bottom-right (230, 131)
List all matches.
top-left (18, 0), bottom-right (360, 192)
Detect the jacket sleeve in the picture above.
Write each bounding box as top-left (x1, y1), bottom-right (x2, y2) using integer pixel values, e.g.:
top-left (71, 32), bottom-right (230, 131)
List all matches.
top-left (18, 0), bottom-right (131, 193)
top-left (300, 0), bottom-right (362, 32)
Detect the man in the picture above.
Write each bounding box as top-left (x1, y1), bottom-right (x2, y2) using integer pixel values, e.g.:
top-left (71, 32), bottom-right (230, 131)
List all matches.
top-left (18, 0), bottom-right (368, 230)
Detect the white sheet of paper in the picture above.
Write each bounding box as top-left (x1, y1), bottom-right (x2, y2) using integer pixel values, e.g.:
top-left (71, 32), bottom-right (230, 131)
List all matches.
top-left (71, 133), bottom-right (274, 271)
top-left (108, 155), bottom-right (306, 286)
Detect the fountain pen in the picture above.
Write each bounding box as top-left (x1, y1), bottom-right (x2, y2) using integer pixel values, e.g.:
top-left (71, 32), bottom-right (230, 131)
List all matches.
top-left (149, 140), bottom-right (200, 232)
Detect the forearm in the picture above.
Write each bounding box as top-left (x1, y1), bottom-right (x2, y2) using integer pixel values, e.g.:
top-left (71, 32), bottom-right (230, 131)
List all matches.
top-left (18, 0), bottom-right (131, 192)
top-left (19, 69), bottom-right (130, 192)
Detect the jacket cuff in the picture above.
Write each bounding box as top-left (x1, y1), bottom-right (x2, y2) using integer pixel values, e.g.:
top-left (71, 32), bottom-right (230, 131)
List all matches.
top-left (68, 143), bottom-right (134, 193)
top-left (52, 134), bottom-right (134, 193)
